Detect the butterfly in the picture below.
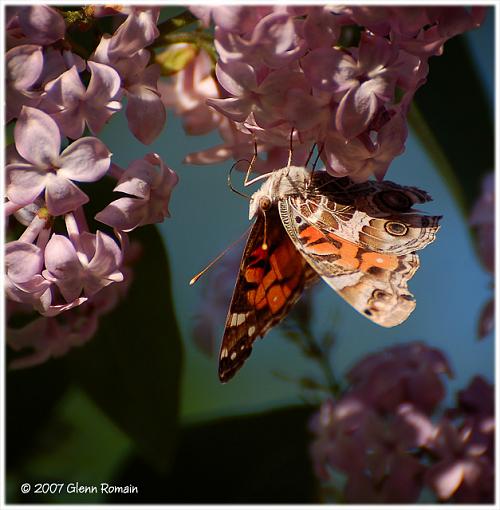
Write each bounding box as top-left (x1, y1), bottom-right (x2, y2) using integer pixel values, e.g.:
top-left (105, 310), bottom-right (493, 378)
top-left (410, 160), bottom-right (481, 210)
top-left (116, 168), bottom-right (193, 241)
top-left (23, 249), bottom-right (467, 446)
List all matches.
top-left (218, 165), bottom-right (441, 382)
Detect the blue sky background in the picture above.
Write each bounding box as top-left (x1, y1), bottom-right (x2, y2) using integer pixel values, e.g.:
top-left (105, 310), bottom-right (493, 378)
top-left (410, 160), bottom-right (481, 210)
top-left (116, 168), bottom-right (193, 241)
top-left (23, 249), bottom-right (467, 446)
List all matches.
top-left (99, 9), bottom-right (495, 423)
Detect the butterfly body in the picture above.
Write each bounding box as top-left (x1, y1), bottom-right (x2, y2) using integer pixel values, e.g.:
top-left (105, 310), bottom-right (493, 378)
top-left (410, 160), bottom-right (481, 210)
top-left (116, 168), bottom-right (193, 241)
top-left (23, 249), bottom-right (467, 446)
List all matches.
top-left (219, 166), bottom-right (441, 382)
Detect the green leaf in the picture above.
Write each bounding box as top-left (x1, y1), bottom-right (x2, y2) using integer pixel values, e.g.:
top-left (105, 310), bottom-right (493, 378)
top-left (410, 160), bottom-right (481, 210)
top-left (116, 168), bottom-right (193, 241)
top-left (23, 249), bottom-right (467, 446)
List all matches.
top-left (105, 406), bottom-right (318, 503)
top-left (6, 359), bottom-right (70, 473)
top-left (412, 33), bottom-right (493, 212)
top-left (14, 388), bottom-right (131, 504)
top-left (66, 225), bottom-right (183, 474)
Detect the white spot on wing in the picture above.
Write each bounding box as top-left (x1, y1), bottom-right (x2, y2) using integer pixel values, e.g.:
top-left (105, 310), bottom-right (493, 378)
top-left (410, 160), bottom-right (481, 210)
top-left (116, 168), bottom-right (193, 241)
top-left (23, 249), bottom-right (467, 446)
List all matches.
top-left (248, 326), bottom-right (256, 336)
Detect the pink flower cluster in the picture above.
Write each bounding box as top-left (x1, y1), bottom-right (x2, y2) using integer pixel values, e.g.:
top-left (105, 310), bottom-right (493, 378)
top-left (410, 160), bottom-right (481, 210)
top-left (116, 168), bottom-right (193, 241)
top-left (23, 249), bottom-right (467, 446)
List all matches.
top-left (310, 342), bottom-right (494, 503)
top-left (470, 173), bottom-right (494, 338)
top-left (176, 6), bottom-right (484, 180)
top-left (5, 6), bottom-right (178, 366)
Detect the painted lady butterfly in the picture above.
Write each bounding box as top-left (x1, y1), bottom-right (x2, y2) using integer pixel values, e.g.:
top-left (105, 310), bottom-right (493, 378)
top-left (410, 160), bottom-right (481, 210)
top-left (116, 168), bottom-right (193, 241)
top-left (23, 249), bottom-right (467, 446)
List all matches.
top-left (219, 165), bottom-right (441, 382)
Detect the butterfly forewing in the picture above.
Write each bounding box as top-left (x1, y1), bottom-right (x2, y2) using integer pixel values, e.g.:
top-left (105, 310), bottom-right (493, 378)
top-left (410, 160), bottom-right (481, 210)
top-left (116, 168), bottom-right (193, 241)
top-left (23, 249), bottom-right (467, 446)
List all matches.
top-left (218, 207), bottom-right (316, 382)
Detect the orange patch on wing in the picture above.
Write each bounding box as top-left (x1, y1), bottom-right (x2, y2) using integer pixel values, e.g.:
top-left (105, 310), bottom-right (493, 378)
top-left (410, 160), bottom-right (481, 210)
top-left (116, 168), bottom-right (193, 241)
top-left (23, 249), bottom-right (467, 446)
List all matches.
top-left (247, 289), bottom-right (256, 305)
top-left (299, 225), bottom-right (325, 244)
top-left (263, 269), bottom-right (276, 290)
top-left (360, 251), bottom-right (398, 272)
top-left (327, 233), bottom-right (360, 270)
top-left (267, 284), bottom-right (287, 313)
top-left (306, 242), bottom-right (338, 255)
top-left (245, 266), bottom-right (264, 283)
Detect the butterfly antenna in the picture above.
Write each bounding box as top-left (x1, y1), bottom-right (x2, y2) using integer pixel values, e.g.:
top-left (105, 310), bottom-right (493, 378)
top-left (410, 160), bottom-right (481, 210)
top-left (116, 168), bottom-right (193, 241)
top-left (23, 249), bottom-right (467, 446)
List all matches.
top-left (312, 143), bottom-right (325, 171)
top-left (228, 160), bottom-right (252, 199)
top-left (189, 225), bottom-right (252, 285)
top-left (309, 142), bottom-right (325, 187)
top-left (304, 142), bottom-right (317, 167)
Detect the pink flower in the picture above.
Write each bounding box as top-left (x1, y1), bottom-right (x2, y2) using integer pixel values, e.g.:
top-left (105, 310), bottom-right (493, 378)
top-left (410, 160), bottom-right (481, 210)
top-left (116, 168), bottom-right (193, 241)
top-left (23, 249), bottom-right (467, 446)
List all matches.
top-left (159, 47), bottom-right (223, 135)
top-left (208, 63), bottom-right (312, 129)
top-left (5, 241), bottom-right (51, 305)
top-left (324, 110), bottom-right (408, 181)
top-left (42, 62), bottom-right (122, 139)
top-left (425, 419), bottom-right (494, 502)
top-left (190, 5), bottom-right (274, 33)
top-left (91, 36), bottom-right (166, 144)
top-left (302, 7), bottom-right (341, 49)
top-left (6, 107), bottom-right (111, 215)
top-left (470, 173), bottom-right (494, 338)
top-left (303, 33), bottom-right (398, 140)
top-left (8, 313), bottom-right (95, 369)
top-left (215, 12), bottom-right (306, 69)
top-left (309, 396), bottom-right (435, 502)
top-left (6, 44), bottom-right (43, 122)
top-left (470, 173), bottom-right (494, 273)
top-left (347, 341), bottom-right (451, 414)
top-left (95, 153), bottom-right (178, 232)
top-left (10, 5), bottom-right (65, 47)
top-left (107, 7), bottom-right (160, 60)
top-left (43, 230), bottom-right (124, 303)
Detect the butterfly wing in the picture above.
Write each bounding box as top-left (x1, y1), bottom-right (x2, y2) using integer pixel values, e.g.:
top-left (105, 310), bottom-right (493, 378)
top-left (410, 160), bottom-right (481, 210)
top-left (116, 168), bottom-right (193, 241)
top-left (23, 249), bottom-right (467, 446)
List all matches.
top-left (278, 177), bottom-right (441, 327)
top-left (219, 207), bottom-right (317, 382)
top-left (291, 172), bottom-right (441, 255)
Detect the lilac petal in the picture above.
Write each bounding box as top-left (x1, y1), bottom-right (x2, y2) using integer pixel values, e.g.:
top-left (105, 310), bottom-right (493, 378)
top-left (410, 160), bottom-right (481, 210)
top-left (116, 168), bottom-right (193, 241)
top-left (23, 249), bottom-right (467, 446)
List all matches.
top-left (206, 97), bottom-right (252, 122)
top-left (59, 137), bottom-right (111, 182)
top-left (44, 234), bottom-right (78, 277)
top-left (427, 461), bottom-right (465, 499)
top-left (43, 235), bottom-right (83, 303)
top-left (7, 44), bottom-right (43, 90)
top-left (5, 241), bottom-right (43, 281)
top-left (15, 106), bottom-right (61, 167)
top-left (108, 9), bottom-right (160, 59)
top-left (86, 61), bottom-right (122, 101)
top-left (44, 174), bottom-right (89, 215)
top-left (336, 83), bottom-right (379, 139)
top-left (125, 89), bottom-right (166, 144)
top-left (303, 8), bottom-right (340, 49)
top-left (95, 197), bottom-right (146, 232)
top-left (251, 13), bottom-right (295, 53)
top-left (216, 60), bottom-right (257, 96)
top-left (49, 108), bottom-right (87, 140)
top-left (87, 232), bottom-right (123, 282)
top-left (302, 47), bottom-right (357, 92)
top-left (6, 162), bottom-right (47, 205)
top-left (6, 87), bottom-right (41, 123)
top-left (84, 62), bottom-right (122, 134)
top-left (359, 32), bottom-right (396, 72)
top-left (18, 6), bottom-right (65, 45)
top-left (114, 161), bottom-right (156, 199)
top-left (44, 66), bottom-right (85, 109)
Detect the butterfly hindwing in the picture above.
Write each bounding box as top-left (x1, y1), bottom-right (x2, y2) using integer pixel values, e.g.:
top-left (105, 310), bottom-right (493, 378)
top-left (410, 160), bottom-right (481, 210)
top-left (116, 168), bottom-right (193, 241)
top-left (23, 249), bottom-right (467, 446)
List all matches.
top-left (219, 208), bottom-right (316, 382)
top-left (278, 177), bottom-right (439, 327)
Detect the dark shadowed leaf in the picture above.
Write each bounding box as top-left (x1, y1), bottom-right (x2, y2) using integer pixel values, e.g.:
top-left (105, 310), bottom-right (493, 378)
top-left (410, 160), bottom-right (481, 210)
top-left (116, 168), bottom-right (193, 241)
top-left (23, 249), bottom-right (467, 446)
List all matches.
top-left (6, 359), bottom-right (70, 473)
top-left (412, 31), bottom-right (493, 213)
top-left (106, 406), bottom-right (318, 503)
top-left (66, 224), bottom-right (183, 473)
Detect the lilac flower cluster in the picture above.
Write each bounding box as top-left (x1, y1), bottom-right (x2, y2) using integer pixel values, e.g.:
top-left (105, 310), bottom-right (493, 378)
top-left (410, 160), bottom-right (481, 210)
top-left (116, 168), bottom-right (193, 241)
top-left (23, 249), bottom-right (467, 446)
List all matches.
top-left (178, 5), bottom-right (484, 180)
top-left (310, 342), bottom-right (494, 503)
top-left (470, 173), bottom-right (494, 338)
top-left (5, 6), bottom-right (177, 366)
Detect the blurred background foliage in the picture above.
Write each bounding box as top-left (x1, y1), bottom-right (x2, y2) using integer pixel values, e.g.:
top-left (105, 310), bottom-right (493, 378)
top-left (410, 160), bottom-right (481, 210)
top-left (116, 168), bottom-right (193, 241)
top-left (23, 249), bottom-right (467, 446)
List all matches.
top-left (6, 6), bottom-right (494, 504)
